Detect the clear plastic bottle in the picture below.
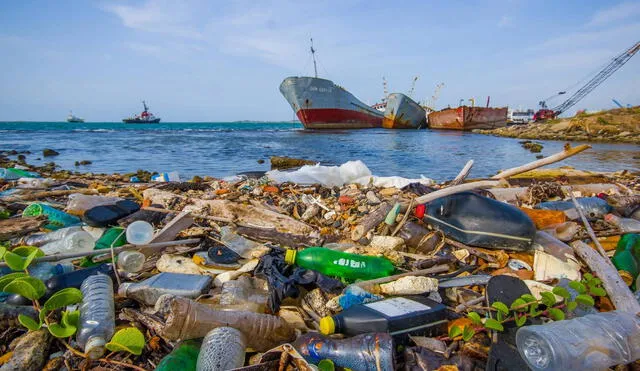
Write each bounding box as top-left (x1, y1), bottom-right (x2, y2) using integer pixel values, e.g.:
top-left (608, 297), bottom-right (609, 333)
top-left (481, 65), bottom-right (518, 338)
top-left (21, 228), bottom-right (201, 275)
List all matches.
top-left (125, 220), bottom-right (154, 245)
top-left (516, 310), bottom-right (640, 371)
top-left (196, 327), bottom-right (246, 371)
top-left (118, 272), bottom-right (212, 306)
top-left (605, 214), bottom-right (640, 233)
top-left (23, 226), bottom-right (85, 246)
top-left (66, 194), bottom-right (123, 216)
top-left (218, 276), bottom-right (268, 312)
top-left (219, 226), bottom-right (263, 259)
top-left (17, 177), bottom-right (54, 189)
top-left (40, 231), bottom-right (95, 255)
top-left (77, 274), bottom-right (115, 359)
top-left (116, 250), bottom-right (146, 273)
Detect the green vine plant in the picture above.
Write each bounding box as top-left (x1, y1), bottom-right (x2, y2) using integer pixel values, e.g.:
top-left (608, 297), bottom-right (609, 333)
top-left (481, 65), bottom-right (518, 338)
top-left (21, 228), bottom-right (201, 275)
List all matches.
top-left (448, 275), bottom-right (607, 342)
top-left (0, 245), bottom-right (145, 358)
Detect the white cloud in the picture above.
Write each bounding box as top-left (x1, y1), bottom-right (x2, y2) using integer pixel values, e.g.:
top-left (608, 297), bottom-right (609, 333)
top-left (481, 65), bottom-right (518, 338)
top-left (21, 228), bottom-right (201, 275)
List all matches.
top-left (588, 2), bottom-right (640, 26)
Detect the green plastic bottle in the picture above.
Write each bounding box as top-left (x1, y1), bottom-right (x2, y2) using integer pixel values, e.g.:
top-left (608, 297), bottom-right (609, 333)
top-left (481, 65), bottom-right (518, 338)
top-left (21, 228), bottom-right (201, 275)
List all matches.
top-left (611, 234), bottom-right (640, 289)
top-left (155, 340), bottom-right (200, 371)
top-left (284, 247), bottom-right (395, 281)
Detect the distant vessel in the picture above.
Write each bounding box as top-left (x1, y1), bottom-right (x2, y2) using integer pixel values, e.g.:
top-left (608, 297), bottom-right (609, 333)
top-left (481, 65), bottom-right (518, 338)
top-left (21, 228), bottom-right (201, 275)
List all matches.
top-left (123, 101), bottom-right (161, 124)
top-left (428, 106), bottom-right (508, 130)
top-left (66, 111), bottom-right (84, 123)
top-left (382, 93), bottom-right (427, 129)
top-left (508, 108), bottom-right (534, 124)
top-left (279, 39), bottom-right (383, 129)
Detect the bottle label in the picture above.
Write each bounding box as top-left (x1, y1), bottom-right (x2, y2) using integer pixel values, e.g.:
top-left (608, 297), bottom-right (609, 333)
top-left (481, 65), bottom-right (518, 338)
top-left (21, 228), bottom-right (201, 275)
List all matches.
top-left (365, 297), bottom-right (430, 317)
top-left (332, 258), bottom-right (366, 269)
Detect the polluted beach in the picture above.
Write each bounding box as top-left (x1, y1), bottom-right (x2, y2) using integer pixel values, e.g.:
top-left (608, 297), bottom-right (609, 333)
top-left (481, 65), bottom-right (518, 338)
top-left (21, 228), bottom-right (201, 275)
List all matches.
top-left (1, 3), bottom-right (640, 371)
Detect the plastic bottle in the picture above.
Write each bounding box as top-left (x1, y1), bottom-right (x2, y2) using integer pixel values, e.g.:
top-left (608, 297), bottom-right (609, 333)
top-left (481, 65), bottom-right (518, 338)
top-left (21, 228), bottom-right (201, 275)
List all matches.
top-left (535, 197), bottom-right (612, 221)
top-left (422, 191), bottom-right (536, 251)
top-left (516, 310), bottom-right (640, 371)
top-left (605, 214), bottom-right (640, 233)
top-left (66, 194), bottom-right (124, 216)
top-left (294, 332), bottom-right (394, 371)
top-left (17, 177), bottom-right (54, 189)
top-left (45, 263), bottom-right (115, 296)
top-left (155, 340), bottom-right (201, 371)
top-left (116, 250), bottom-right (146, 273)
top-left (196, 327), bottom-right (246, 371)
top-left (3, 262), bottom-right (74, 304)
top-left (22, 203), bottom-right (81, 230)
top-left (95, 227), bottom-right (127, 250)
top-left (23, 226), bottom-right (85, 246)
top-left (319, 295), bottom-right (446, 337)
top-left (77, 274), bottom-right (115, 359)
top-left (155, 295), bottom-right (295, 351)
top-left (118, 272), bottom-right (212, 306)
top-left (126, 220), bottom-right (154, 245)
top-left (0, 168), bottom-right (39, 180)
top-left (40, 231), bottom-right (95, 255)
top-left (219, 226), bottom-right (263, 259)
top-left (611, 234), bottom-right (640, 287)
top-left (218, 276), bottom-right (268, 312)
top-left (284, 247), bottom-right (395, 281)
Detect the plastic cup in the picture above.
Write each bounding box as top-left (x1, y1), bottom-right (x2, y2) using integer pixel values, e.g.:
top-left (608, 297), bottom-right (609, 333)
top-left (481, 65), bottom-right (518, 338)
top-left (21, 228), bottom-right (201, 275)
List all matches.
top-left (126, 221), bottom-right (154, 245)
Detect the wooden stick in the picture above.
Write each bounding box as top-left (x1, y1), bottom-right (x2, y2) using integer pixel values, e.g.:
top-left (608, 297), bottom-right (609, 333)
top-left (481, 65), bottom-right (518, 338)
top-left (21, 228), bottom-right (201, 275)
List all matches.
top-left (143, 207), bottom-right (233, 223)
top-left (351, 202), bottom-right (393, 241)
top-left (571, 241), bottom-right (640, 313)
top-left (391, 198), bottom-right (415, 237)
top-left (490, 144), bottom-right (591, 180)
top-left (568, 189), bottom-right (610, 262)
top-left (414, 180), bottom-right (501, 204)
top-left (2, 188), bottom-right (99, 202)
top-left (451, 160), bottom-right (474, 185)
top-left (353, 264), bottom-right (450, 289)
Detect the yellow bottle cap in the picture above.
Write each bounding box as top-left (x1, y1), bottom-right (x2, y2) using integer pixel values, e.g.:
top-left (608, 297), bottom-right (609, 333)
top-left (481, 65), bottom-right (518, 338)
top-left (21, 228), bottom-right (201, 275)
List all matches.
top-left (618, 270), bottom-right (634, 286)
top-left (319, 316), bottom-right (335, 335)
top-left (284, 249), bottom-right (297, 265)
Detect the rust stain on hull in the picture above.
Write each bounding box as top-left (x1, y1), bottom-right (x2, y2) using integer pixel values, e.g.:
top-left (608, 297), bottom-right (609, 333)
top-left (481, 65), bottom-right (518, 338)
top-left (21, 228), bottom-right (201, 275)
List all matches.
top-left (428, 106), bottom-right (508, 130)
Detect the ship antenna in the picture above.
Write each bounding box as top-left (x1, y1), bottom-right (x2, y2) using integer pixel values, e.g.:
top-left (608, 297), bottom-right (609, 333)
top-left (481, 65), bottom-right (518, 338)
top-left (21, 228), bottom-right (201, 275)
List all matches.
top-left (142, 100), bottom-right (148, 111)
top-left (310, 38), bottom-right (318, 78)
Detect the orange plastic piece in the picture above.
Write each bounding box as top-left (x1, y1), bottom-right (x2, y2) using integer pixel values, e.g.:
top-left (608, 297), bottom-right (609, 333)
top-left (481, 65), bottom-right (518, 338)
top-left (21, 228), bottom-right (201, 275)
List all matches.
top-left (338, 195), bottom-right (355, 205)
top-left (263, 186), bottom-right (279, 193)
top-left (215, 189), bottom-right (230, 195)
top-left (519, 207), bottom-right (566, 229)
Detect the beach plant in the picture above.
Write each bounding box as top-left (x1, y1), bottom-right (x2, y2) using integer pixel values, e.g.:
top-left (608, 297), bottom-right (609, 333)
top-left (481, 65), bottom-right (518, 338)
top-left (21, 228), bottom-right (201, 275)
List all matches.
top-left (448, 276), bottom-right (607, 342)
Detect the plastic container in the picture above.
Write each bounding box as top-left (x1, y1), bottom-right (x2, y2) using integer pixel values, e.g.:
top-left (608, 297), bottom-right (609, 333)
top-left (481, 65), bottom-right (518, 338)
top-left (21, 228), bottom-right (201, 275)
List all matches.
top-left (82, 200), bottom-right (140, 227)
top-left (294, 332), bottom-right (394, 371)
top-left (66, 194), bottom-right (123, 216)
top-left (605, 214), bottom-right (640, 233)
top-left (516, 310), bottom-right (640, 371)
top-left (0, 168), bottom-right (39, 180)
top-left (196, 327), bottom-right (246, 371)
top-left (116, 250), bottom-right (146, 273)
top-left (118, 272), bottom-right (212, 306)
top-left (23, 226), bottom-right (85, 246)
top-left (284, 247), bottom-right (395, 281)
top-left (40, 231), bottom-right (95, 255)
top-left (155, 340), bottom-right (201, 371)
top-left (319, 295), bottom-right (446, 338)
top-left (151, 172), bottom-right (180, 182)
top-left (77, 274), bottom-right (115, 359)
top-left (422, 192), bottom-right (536, 251)
top-left (22, 203), bottom-right (81, 230)
top-left (611, 233), bottom-right (640, 287)
top-left (156, 295), bottom-right (294, 351)
top-left (126, 220), bottom-right (154, 245)
top-left (535, 197), bottom-right (612, 221)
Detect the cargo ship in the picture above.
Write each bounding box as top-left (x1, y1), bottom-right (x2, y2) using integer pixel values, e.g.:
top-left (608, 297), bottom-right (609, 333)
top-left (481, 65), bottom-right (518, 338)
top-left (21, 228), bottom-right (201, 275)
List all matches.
top-left (123, 101), bottom-right (161, 124)
top-left (66, 111), bottom-right (84, 123)
top-left (382, 93), bottom-right (427, 129)
top-left (279, 40), bottom-right (383, 129)
top-left (428, 106), bottom-right (508, 130)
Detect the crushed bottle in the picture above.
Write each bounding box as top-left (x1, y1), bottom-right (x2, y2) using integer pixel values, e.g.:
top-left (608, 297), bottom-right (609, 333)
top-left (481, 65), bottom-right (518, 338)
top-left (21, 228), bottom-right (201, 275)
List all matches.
top-left (118, 272), bottom-right (212, 306)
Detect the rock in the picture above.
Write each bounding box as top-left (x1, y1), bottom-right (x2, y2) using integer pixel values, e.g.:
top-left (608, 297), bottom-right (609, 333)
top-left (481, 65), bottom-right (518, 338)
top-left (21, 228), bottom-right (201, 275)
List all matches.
top-left (257, 159), bottom-right (265, 164)
top-left (377, 276), bottom-right (439, 295)
top-left (270, 156), bottom-right (317, 170)
top-left (357, 205), bottom-right (369, 213)
top-left (379, 188), bottom-right (398, 197)
top-left (521, 142), bottom-right (543, 153)
top-left (366, 191), bottom-right (381, 205)
top-left (369, 235), bottom-right (405, 251)
top-left (42, 148), bottom-right (59, 157)
top-left (0, 329), bottom-right (52, 371)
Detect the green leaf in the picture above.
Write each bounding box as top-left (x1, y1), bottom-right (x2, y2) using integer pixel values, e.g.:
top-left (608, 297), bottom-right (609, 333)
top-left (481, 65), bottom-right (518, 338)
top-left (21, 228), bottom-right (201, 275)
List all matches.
top-left (448, 325), bottom-right (463, 339)
top-left (484, 318), bottom-right (504, 332)
top-left (529, 303), bottom-right (542, 317)
top-left (106, 327), bottom-right (146, 355)
top-left (589, 287), bottom-right (607, 297)
top-left (18, 314), bottom-right (41, 331)
top-left (540, 291), bottom-right (557, 307)
top-left (4, 246), bottom-right (44, 271)
top-left (3, 276), bottom-right (46, 300)
top-left (548, 308), bottom-right (565, 321)
top-left (552, 286), bottom-right (571, 299)
top-left (43, 288), bottom-right (83, 312)
top-left (462, 326), bottom-right (475, 342)
top-left (575, 294), bottom-right (595, 307)
top-left (591, 278), bottom-right (602, 286)
top-left (0, 245), bottom-right (6, 260)
top-left (568, 281), bottom-right (586, 294)
top-left (491, 302), bottom-right (509, 315)
top-left (583, 273), bottom-right (593, 281)
top-left (467, 312), bottom-right (482, 325)
top-left (496, 311), bottom-right (504, 322)
top-left (0, 272), bottom-right (27, 291)
top-left (520, 294), bottom-right (537, 303)
top-left (510, 298), bottom-right (528, 312)
top-left (48, 323), bottom-right (77, 338)
top-left (62, 310), bottom-right (80, 328)
top-left (515, 314), bottom-right (527, 327)
top-left (566, 301), bottom-right (578, 311)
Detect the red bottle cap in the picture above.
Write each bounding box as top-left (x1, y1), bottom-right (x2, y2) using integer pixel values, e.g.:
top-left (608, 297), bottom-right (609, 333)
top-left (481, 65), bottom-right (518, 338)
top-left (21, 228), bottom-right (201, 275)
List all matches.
top-left (415, 204), bottom-right (426, 219)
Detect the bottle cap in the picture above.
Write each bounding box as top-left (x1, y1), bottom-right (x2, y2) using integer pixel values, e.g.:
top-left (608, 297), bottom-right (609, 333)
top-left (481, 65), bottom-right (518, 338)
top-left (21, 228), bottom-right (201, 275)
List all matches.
top-left (284, 250), bottom-right (297, 265)
top-left (618, 270), bottom-right (634, 286)
top-left (415, 204), bottom-right (426, 219)
top-left (85, 336), bottom-right (106, 360)
top-left (319, 316), bottom-right (335, 335)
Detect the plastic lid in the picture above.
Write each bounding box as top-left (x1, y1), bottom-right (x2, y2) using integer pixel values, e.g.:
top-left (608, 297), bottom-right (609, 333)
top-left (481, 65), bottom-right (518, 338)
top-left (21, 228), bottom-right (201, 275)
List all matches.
top-left (319, 316), bottom-right (335, 335)
top-left (284, 250), bottom-right (297, 265)
top-left (85, 336), bottom-right (106, 360)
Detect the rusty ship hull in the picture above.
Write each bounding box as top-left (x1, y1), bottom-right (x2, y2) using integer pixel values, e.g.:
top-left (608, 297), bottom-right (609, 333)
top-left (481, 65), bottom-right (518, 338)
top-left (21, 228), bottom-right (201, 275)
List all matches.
top-left (279, 76), bottom-right (383, 129)
top-left (382, 93), bottom-right (427, 129)
top-left (428, 106), bottom-right (508, 130)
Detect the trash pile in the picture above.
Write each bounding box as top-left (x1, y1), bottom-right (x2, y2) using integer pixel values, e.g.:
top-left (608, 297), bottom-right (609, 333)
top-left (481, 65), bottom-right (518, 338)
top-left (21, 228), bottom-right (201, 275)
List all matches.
top-left (1, 145), bottom-right (639, 371)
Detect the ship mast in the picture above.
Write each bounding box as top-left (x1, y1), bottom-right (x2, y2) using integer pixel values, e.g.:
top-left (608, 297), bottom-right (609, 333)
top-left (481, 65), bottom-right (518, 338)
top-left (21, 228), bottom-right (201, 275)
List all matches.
top-left (142, 100), bottom-right (149, 112)
top-left (310, 38), bottom-right (318, 78)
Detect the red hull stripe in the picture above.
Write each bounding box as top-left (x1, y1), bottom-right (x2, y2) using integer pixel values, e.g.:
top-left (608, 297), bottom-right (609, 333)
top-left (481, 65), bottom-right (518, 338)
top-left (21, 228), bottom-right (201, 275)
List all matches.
top-left (297, 108), bottom-right (383, 129)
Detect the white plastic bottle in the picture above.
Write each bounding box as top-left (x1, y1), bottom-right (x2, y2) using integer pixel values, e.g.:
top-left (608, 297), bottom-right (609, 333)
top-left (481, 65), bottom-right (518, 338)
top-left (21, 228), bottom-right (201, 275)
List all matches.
top-left (39, 231), bottom-right (95, 255)
top-left (77, 274), bottom-right (115, 359)
top-left (196, 327), bottom-right (246, 371)
top-left (24, 226), bottom-right (85, 246)
top-left (516, 310), bottom-right (640, 371)
top-left (605, 214), bottom-right (640, 233)
top-left (126, 221), bottom-right (154, 245)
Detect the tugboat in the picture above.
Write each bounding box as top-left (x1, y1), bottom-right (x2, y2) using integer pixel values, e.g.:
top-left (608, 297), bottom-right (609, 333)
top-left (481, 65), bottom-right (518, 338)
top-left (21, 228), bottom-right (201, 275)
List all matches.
top-left (122, 101), bottom-right (161, 124)
top-left (66, 111), bottom-right (84, 123)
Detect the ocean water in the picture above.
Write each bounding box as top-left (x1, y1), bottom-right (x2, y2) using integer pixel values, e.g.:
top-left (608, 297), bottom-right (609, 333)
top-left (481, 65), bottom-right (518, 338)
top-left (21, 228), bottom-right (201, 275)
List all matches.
top-left (0, 121), bottom-right (638, 182)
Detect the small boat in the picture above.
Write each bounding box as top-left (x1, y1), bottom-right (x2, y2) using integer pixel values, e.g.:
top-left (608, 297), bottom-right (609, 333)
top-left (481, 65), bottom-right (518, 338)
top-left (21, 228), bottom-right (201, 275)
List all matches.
top-left (382, 93), bottom-right (427, 129)
top-left (123, 101), bottom-right (161, 124)
top-left (428, 106), bottom-right (508, 130)
top-left (66, 111), bottom-right (84, 123)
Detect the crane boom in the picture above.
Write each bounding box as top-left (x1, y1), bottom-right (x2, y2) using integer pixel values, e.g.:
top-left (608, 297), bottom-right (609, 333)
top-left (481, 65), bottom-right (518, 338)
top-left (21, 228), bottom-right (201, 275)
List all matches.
top-left (551, 41), bottom-right (640, 115)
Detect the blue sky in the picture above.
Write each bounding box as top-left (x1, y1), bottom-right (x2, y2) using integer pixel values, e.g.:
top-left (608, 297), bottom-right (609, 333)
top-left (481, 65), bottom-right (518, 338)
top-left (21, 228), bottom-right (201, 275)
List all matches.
top-left (1, 0), bottom-right (639, 121)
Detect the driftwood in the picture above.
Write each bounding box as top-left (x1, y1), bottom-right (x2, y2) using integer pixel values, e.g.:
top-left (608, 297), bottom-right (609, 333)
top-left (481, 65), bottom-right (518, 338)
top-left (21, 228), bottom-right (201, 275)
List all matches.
top-left (487, 183), bottom-right (623, 203)
top-left (571, 241), bottom-right (640, 313)
top-left (351, 202), bottom-right (393, 241)
top-left (0, 216), bottom-right (46, 240)
top-left (491, 144), bottom-right (591, 180)
top-left (2, 188), bottom-right (99, 202)
top-left (235, 225), bottom-right (321, 248)
top-left (414, 180), bottom-right (501, 205)
top-left (150, 211), bottom-right (194, 244)
top-left (451, 160), bottom-right (474, 186)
